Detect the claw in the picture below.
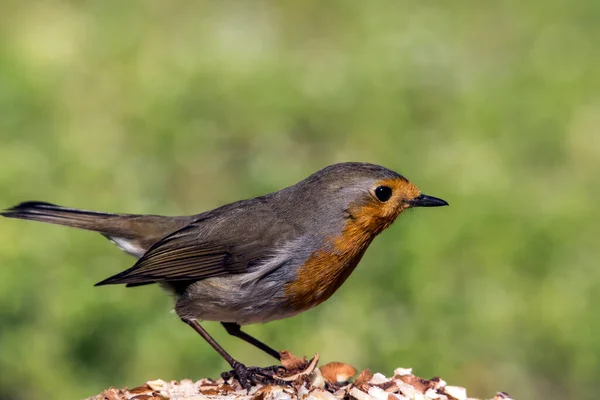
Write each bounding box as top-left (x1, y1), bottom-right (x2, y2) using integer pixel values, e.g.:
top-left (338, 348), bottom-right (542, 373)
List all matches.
top-left (259, 364), bottom-right (287, 374)
top-left (222, 362), bottom-right (289, 390)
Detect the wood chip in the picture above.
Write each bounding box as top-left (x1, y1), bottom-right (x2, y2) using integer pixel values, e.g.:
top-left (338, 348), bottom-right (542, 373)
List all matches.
top-left (280, 351), bottom-right (310, 372)
top-left (354, 369), bottom-right (374, 391)
top-left (320, 362), bottom-right (358, 384)
top-left (442, 386), bottom-right (467, 400)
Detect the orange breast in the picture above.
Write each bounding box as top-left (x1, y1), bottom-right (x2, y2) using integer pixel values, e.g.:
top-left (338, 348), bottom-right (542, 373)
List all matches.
top-left (283, 206), bottom-right (385, 311)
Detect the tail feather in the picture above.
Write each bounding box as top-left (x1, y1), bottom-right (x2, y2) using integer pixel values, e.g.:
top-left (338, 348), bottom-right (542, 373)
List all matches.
top-left (2, 201), bottom-right (192, 257)
top-left (2, 201), bottom-right (127, 234)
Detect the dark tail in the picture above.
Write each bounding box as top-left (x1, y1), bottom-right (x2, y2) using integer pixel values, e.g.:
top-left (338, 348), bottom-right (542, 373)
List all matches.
top-left (1, 201), bottom-right (191, 257)
top-left (1, 201), bottom-right (133, 234)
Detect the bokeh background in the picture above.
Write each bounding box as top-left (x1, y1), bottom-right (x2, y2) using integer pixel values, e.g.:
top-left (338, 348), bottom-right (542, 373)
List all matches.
top-left (1, 1), bottom-right (599, 399)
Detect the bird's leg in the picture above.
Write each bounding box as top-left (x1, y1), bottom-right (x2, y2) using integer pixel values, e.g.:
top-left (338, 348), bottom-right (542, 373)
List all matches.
top-left (221, 322), bottom-right (286, 377)
top-left (221, 322), bottom-right (282, 361)
top-left (181, 318), bottom-right (286, 390)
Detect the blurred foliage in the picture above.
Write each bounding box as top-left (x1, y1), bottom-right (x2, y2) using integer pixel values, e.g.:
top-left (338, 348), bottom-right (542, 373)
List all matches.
top-left (0, 1), bottom-right (599, 399)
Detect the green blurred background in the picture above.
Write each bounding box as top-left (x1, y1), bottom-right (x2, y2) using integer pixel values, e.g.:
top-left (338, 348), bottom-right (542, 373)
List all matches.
top-left (1, 1), bottom-right (599, 399)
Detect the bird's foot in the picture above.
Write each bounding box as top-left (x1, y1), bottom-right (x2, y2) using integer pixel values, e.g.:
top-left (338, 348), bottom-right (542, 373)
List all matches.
top-left (222, 362), bottom-right (287, 391)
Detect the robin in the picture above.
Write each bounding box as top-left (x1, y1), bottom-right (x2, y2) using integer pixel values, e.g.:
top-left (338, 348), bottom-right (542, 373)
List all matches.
top-left (1, 162), bottom-right (447, 388)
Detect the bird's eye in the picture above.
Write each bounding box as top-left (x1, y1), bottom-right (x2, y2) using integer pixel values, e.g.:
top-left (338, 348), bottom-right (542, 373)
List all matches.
top-left (374, 186), bottom-right (392, 202)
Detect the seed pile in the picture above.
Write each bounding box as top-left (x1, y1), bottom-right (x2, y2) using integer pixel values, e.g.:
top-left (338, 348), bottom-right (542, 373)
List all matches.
top-left (87, 352), bottom-right (512, 400)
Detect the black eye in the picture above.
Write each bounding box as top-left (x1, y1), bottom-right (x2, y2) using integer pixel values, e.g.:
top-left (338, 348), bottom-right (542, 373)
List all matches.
top-left (374, 186), bottom-right (392, 202)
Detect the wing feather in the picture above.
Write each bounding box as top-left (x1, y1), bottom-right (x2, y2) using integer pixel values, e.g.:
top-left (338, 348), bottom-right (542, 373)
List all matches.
top-left (95, 223), bottom-right (244, 285)
top-left (95, 199), bottom-right (300, 287)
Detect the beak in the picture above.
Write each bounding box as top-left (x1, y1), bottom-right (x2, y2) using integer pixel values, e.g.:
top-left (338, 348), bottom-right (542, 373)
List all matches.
top-left (408, 194), bottom-right (449, 208)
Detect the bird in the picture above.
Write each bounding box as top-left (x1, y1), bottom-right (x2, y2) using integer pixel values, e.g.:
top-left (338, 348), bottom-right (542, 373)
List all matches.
top-left (1, 162), bottom-right (448, 388)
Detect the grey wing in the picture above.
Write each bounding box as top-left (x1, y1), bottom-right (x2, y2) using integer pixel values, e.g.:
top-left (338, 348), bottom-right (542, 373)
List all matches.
top-left (95, 202), bottom-right (297, 287)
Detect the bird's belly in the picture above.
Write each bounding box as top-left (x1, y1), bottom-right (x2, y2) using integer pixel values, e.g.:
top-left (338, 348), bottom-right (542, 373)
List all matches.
top-left (173, 274), bottom-right (299, 325)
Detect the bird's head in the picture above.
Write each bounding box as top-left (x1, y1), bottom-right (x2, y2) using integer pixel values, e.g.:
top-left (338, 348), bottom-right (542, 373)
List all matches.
top-left (305, 162), bottom-right (448, 236)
